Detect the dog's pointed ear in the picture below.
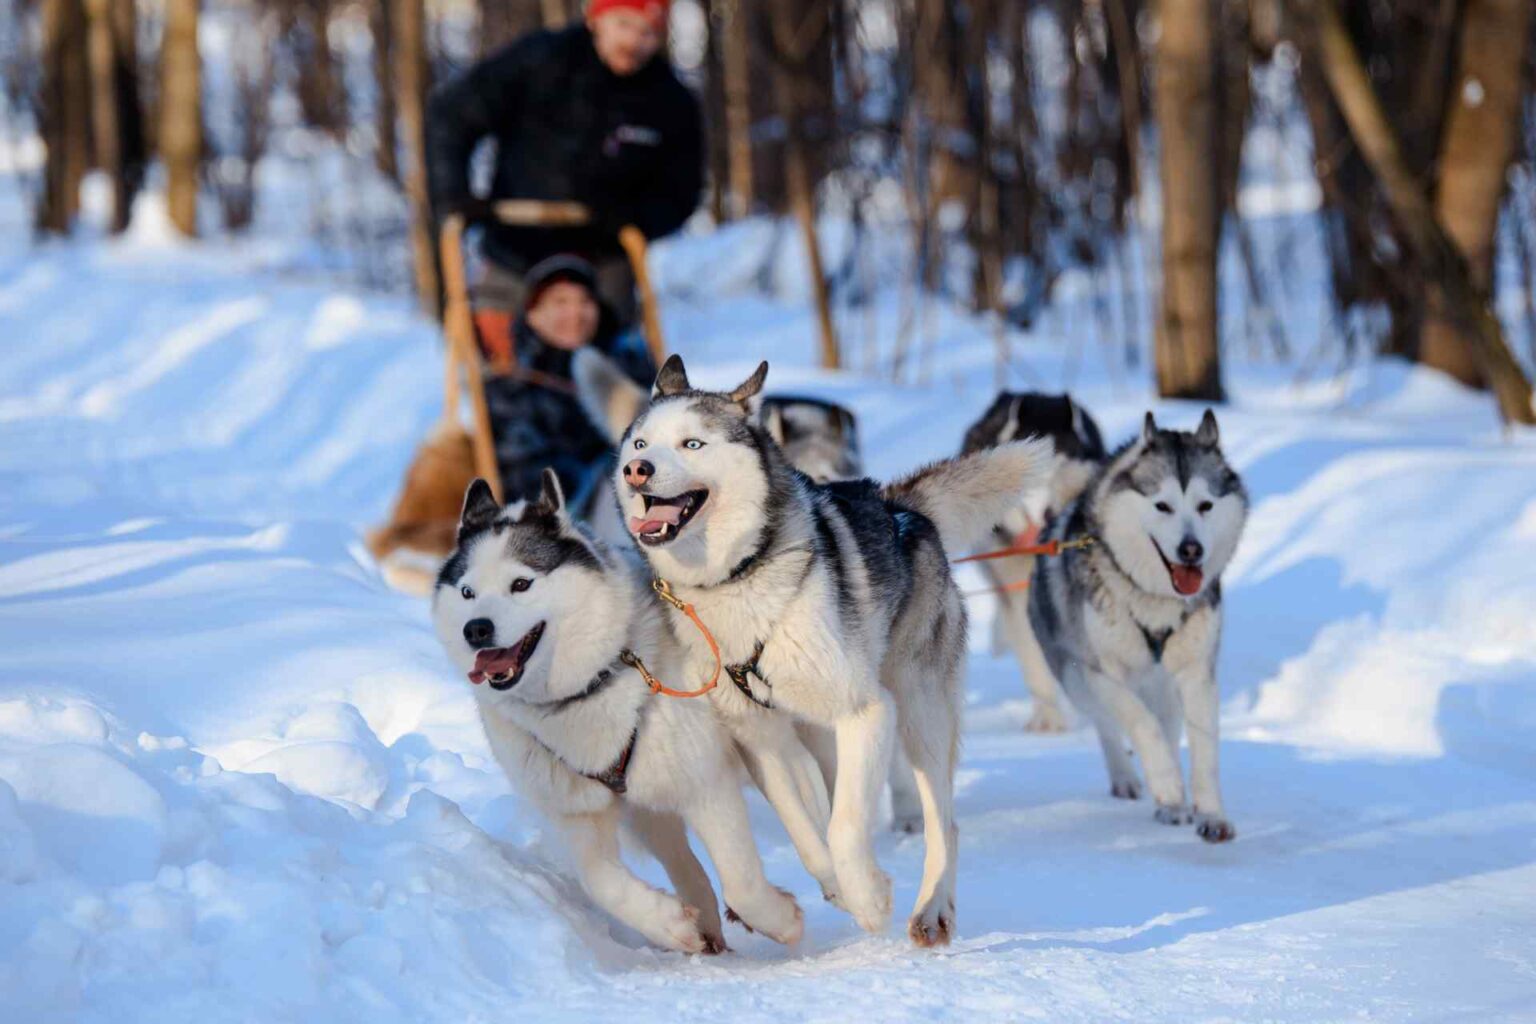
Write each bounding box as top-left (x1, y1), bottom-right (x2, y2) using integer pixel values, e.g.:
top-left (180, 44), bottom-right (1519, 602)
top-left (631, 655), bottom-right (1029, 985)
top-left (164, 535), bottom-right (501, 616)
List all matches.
top-left (762, 402), bottom-right (787, 445)
top-left (534, 467), bottom-right (565, 515)
top-left (1196, 408), bottom-right (1220, 447)
top-left (653, 354), bottom-right (690, 398)
top-left (728, 361), bottom-right (769, 407)
top-left (459, 478), bottom-right (500, 539)
top-left (1142, 411), bottom-right (1158, 443)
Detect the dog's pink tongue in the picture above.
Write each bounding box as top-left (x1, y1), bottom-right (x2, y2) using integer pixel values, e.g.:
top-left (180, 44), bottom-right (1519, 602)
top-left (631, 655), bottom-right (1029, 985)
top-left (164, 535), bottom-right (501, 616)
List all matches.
top-left (468, 647), bottom-right (520, 685)
top-left (628, 502), bottom-right (683, 536)
top-left (1170, 565), bottom-right (1204, 596)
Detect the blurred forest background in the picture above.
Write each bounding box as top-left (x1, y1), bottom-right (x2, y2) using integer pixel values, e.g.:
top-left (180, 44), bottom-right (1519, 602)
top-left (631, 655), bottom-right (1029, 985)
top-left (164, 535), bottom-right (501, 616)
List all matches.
top-left (3, 0), bottom-right (1535, 420)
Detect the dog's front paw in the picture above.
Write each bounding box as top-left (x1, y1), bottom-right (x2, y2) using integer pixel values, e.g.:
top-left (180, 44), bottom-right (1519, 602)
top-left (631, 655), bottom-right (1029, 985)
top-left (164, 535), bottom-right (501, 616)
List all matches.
top-left (839, 863), bottom-right (894, 934)
top-left (907, 897), bottom-right (956, 948)
top-left (1195, 813), bottom-right (1236, 843)
top-left (653, 901), bottom-right (709, 955)
top-left (1110, 778), bottom-right (1143, 800)
top-left (1025, 704), bottom-right (1069, 734)
top-left (1153, 803), bottom-right (1194, 826)
top-left (728, 887), bottom-right (803, 946)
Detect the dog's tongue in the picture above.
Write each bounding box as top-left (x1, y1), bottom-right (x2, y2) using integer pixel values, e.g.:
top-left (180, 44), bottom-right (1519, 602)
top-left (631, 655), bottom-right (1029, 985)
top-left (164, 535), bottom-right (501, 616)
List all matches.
top-left (468, 647), bottom-right (521, 685)
top-left (1170, 564), bottom-right (1204, 596)
top-left (628, 501), bottom-right (683, 536)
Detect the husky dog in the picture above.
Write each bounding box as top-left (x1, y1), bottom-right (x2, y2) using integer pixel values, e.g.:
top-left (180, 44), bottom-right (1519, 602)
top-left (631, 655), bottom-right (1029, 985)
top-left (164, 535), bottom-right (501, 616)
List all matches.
top-left (575, 354), bottom-right (933, 838)
top-left (1029, 411), bottom-right (1247, 842)
top-left (612, 356), bottom-right (1051, 945)
top-left (759, 396), bottom-right (862, 484)
top-left (961, 392), bottom-right (1106, 732)
top-left (432, 470), bottom-right (804, 953)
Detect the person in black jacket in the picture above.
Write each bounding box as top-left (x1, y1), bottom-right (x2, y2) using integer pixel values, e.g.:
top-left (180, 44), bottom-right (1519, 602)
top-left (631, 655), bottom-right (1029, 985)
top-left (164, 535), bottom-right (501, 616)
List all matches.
top-left (484, 254), bottom-right (654, 512)
top-left (426, 0), bottom-right (702, 326)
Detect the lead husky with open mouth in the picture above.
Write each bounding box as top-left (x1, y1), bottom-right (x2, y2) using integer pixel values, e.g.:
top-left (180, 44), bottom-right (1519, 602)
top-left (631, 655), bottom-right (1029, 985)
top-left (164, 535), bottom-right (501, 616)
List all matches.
top-left (1029, 411), bottom-right (1248, 842)
top-left (432, 470), bottom-right (803, 953)
top-left (613, 356), bottom-right (1052, 946)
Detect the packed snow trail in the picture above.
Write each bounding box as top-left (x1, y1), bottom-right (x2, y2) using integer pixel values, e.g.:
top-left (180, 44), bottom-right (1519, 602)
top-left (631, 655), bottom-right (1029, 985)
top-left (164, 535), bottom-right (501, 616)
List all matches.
top-left (2, 229), bottom-right (1535, 1023)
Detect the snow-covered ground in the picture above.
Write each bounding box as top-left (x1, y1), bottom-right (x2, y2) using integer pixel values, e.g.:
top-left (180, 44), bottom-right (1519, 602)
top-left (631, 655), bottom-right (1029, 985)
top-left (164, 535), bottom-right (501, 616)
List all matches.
top-left (3, 195), bottom-right (1536, 1022)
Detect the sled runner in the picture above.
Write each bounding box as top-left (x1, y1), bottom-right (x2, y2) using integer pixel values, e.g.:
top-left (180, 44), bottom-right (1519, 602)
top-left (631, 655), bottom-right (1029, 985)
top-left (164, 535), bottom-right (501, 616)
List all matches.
top-left (367, 203), bottom-right (666, 594)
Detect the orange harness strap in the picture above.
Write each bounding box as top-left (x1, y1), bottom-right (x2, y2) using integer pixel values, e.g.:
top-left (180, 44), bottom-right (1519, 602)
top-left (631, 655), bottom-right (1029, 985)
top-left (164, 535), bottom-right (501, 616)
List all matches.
top-left (955, 532), bottom-right (1098, 598)
top-left (623, 578), bottom-right (722, 699)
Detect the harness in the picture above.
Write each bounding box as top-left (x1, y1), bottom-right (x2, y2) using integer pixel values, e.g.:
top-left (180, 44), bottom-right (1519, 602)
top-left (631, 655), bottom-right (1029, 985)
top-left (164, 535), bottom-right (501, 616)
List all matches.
top-left (725, 641), bottom-right (773, 709)
top-left (523, 651), bottom-right (650, 795)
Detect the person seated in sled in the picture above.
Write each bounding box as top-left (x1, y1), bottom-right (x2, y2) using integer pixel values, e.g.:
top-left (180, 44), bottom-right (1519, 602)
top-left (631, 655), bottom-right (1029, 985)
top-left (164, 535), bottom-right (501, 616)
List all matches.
top-left (425, 0), bottom-right (702, 335)
top-left (486, 254), bottom-right (654, 511)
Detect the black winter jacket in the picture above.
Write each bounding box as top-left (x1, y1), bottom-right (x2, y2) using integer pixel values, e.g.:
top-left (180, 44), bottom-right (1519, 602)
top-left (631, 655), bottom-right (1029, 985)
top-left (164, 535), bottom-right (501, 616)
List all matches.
top-left (426, 25), bottom-right (703, 273)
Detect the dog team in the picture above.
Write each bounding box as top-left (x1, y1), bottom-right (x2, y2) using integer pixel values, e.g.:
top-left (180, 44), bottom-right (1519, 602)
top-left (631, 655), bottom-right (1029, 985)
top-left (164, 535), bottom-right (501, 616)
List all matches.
top-left (430, 353), bottom-right (1249, 954)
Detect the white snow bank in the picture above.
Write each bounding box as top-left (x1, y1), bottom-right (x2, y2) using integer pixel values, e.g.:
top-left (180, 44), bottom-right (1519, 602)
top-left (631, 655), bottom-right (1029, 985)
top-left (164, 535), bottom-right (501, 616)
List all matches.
top-left (1, 218), bottom-right (1534, 1021)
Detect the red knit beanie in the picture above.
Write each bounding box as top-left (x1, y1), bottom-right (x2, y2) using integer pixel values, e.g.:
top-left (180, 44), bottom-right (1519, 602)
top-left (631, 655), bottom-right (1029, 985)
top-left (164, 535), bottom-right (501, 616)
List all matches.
top-left (587, 0), bottom-right (669, 26)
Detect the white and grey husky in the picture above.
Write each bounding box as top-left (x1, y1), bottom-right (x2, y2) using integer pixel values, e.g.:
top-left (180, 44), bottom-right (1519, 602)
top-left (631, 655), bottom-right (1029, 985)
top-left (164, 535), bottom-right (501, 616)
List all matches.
top-left (960, 392), bottom-right (1106, 732)
top-left (1029, 411), bottom-right (1247, 842)
top-left (432, 470), bottom-right (803, 953)
top-left (608, 356), bottom-right (1051, 946)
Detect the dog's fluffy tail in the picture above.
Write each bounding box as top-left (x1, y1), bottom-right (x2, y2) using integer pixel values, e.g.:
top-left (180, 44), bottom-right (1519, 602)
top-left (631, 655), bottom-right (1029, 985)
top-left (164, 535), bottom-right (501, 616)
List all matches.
top-left (884, 438), bottom-right (1055, 553)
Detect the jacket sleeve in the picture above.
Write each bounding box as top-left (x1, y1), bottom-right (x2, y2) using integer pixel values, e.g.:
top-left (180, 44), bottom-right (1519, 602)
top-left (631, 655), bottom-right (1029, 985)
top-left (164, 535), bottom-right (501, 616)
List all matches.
top-left (634, 84), bottom-right (704, 240)
top-left (425, 35), bottom-right (541, 211)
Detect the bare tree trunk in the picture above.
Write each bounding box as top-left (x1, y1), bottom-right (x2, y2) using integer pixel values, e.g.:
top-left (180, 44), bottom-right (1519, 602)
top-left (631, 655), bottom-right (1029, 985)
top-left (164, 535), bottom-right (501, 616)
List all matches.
top-left (1153, 0), bottom-right (1224, 400)
top-left (720, 0), bottom-right (754, 216)
top-left (160, 0), bottom-right (201, 237)
top-left (85, 0), bottom-right (128, 230)
top-left (371, 0), bottom-right (398, 182)
top-left (480, 0), bottom-right (542, 52)
top-left (1310, 0), bottom-right (1535, 424)
top-left (702, 0), bottom-right (729, 221)
top-left (37, 0), bottom-right (91, 234)
top-left (395, 0), bottom-right (442, 316)
top-left (1418, 0), bottom-right (1534, 388)
top-left (768, 0), bottom-right (838, 369)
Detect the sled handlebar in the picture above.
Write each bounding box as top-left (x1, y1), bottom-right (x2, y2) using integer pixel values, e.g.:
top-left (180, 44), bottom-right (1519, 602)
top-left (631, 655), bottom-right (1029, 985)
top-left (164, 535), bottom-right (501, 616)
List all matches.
top-left (490, 200), bottom-right (592, 227)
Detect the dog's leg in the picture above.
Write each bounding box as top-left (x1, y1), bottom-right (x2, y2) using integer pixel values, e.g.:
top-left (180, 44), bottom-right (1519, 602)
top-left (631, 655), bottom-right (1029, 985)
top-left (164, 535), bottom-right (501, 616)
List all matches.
top-left (561, 808), bottom-right (710, 954)
top-left (684, 787), bottom-right (804, 946)
top-left (896, 667), bottom-right (961, 947)
top-left (829, 692), bottom-right (895, 934)
top-left (795, 720), bottom-right (839, 806)
top-left (1083, 670), bottom-right (1188, 821)
top-left (1001, 587), bottom-right (1070, 733)
top-left (737, 724), bottom-right (841, 905)
top-left (625, 807), bottom-right (727, 953)
top-left (888, 743), bottom-right (924, 834)
top-left (1172, 664), bottom-right (1234, 843)
top-left (1095, 721), bottom-right (1142, 800)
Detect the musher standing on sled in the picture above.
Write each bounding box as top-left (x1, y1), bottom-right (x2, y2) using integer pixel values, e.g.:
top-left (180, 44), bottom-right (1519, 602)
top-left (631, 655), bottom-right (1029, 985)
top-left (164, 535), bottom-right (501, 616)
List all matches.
top-left (425, 0), bottom-right (702, 330)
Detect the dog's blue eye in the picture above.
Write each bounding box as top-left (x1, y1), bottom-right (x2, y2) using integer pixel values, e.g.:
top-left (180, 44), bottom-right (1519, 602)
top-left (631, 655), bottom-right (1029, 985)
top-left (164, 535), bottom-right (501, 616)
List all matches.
top-left (1155, 502), bottom-right (1173, 514)
top-left (1197, 501), bottom-right (1213, 514)
top-left (511, 577), bottom-right (532, 593)
top-left (634, 439), bottom-right (647, 450)
top-left (460, 585), bottom-right (475, 600)
top-left (683, 439), bottom-right (705, 450)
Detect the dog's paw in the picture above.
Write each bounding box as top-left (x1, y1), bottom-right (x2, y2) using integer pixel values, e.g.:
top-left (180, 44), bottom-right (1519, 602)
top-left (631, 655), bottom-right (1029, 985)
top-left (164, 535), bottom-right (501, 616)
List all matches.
top-left (654, 902), bottom-right (709, 955)
top-left (700, 930), bottom-right (729, 955)
top-left (907, 897), bottom-right (956, 948)
top-left (1110, 778), bottom-right (1143, 801)
top-left (1195, 813), bottom-right (1236, 843)
top-left (1153, 803), bottom-right (1194, 826)
top-left (1024, 705), bottom-right (1069, 734)
top-left (839, 863), bottom-right (894, 934)
top-left (728, 887), bottom-right (804, 946)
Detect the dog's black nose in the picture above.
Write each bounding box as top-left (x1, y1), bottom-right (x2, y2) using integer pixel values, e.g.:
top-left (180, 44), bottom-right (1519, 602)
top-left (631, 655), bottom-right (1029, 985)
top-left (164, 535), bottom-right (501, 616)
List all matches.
top-left (463, 617), bottom-right (496, 648)
top-left (623, 459), bottom-right (654, 487)
top-left (1178, 538), bottom-right (1204, 564)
